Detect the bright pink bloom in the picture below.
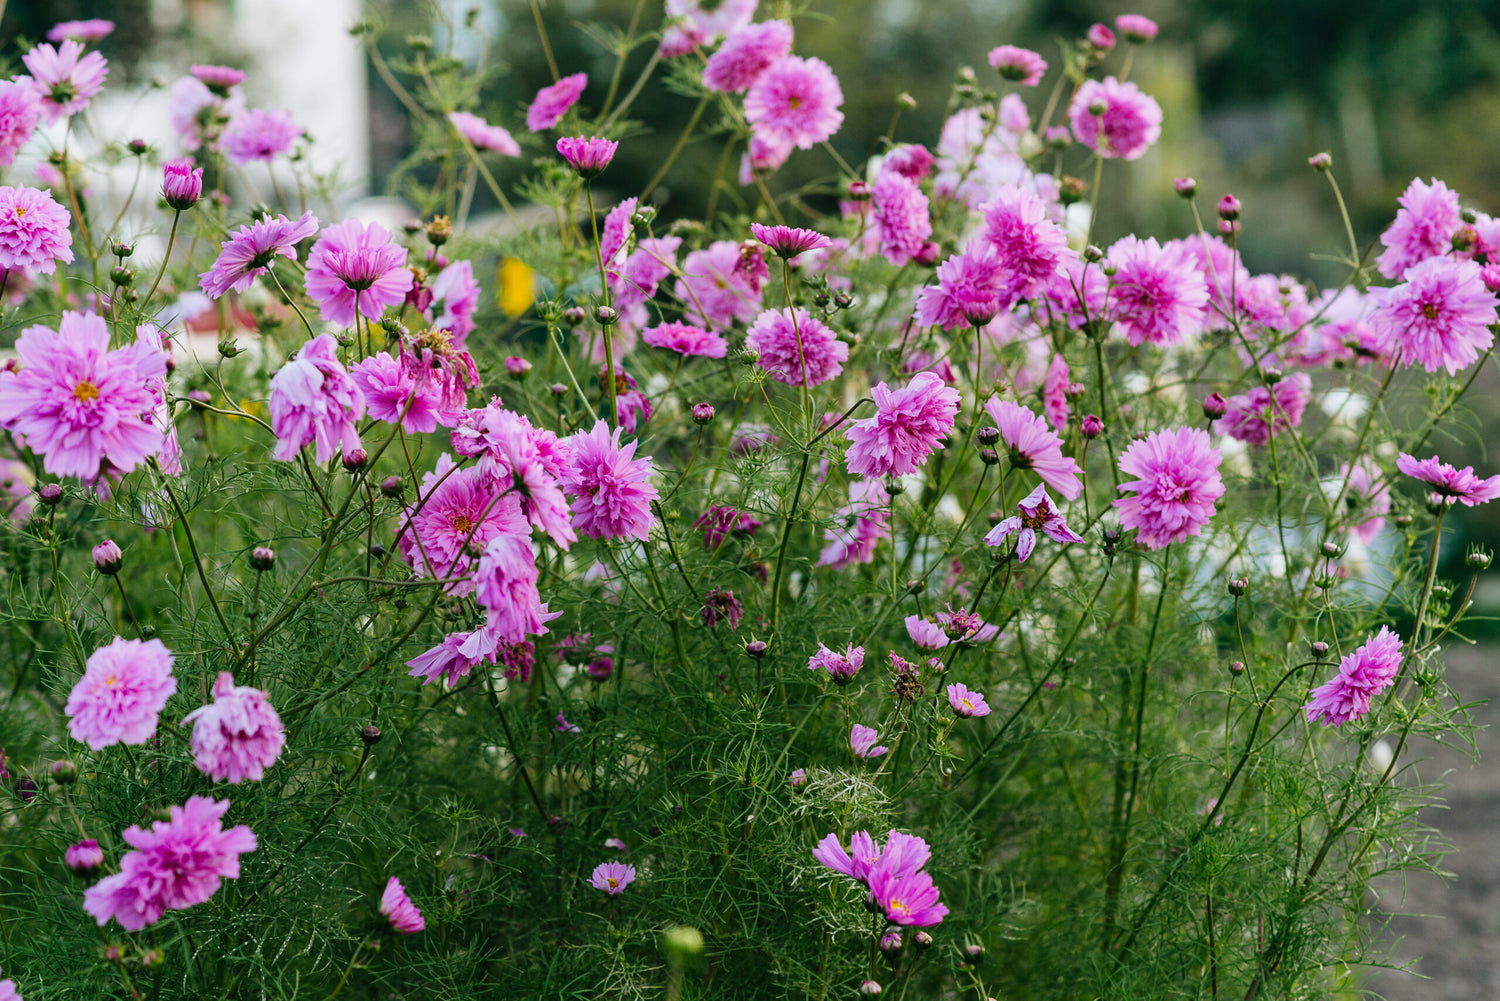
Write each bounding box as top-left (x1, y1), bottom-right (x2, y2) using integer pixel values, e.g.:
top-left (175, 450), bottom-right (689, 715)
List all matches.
top-left (1215, 372), bottom-right (1312, 445)
top-left (867, 867), bottom-right (948, 926)
top-left (1114, 427), bottom-right (1225, 549)
top-left (450, 404), bottom-right (577, 548)
top-left (199, 210), bottom-right (320, 298)
top-left (850, 723), bottom-right (889, 759)
top-left (0, 81), bottom-right (42, 167)
top-left (982, 184), bottom-right (1072, 303)
top-left (1305, 626), bottom-right (1404, 727)
top-left (937, 606), bottom-right (1000, 644)
top-left (904, 615), bottom-right (949, 651)
top-left (872, 170), bottom-right (932, 267)
top-left (1339, 458), bottom-right (1391, 545)
top-left (83, 796), bottom-right (256, 931)
top-left (744, 55), bottom-right (844, 150)
top-left (562, 420), bottom-right (659, 541)
top-left (352, 352), bottom-right (444, 433)
top-left (676, 240), bottom-right (764, 328)
top-left (589, 861), bottom-right (636, 894)
top-left (818, 479), bottom-right (891, 568)
top-left (751, 221), bottom-right (832, 259)
top-left (1396, 452), bottom-right (1500, 506)
top-left (65, 637), bottom-right (176, 750)
top-left (812, 830), bottom-right (881, 881)
top-left (161, 158), bottom-right (203, 211)
top-left (526, 72), bottom-right (587, 131)
top-left (1042, 354), bottom-right (1071, 431)
top-left (1368, 256), bottom-right (1497, 375)
top-left (745, 307), bottom-right (848, 387)
top-left (882, 144), bottom-right (935, 181)
top-left (1116, 14), bottom-right (1159, 42)
top-left (985, 399), bottom-right (1083, 500)
top-left (845, 372), bottom-right (960, 478)
top-left (428, 260), bottom-right (480, 343)
top-left (914, 242), bottom-right (1007, 330)
top-left (660, 0), bottom-right (756, 56)
top-left (1087, 23), bottom-right (1117, 50)
top-left (1377, 177), bottom-right (1461, 281)
top-left (398, 453), bottom-right (527, 587)
top-left (0, 185), bottom-right (73, 274)
top-left (599, 197), bottom-right (637, 272)
top-left (0, 976), bottom-right (17, 1001)
top-left (556, 135), bottom-right (618, 178)
top-left (48, 19), bottom-right (115, 42)
top-left (0, 313), bottom-right (165, 479)
top-left (21, 39), bottom-right (107, 123)
top-left (1105, 236), bottom-right (1210, 347)
top-left (380, 876), bottom-right (425, 933)
top-left (704, 20), bottom-right (793, 93)
top-left (946, 683), bottom-right (991, 718)
top-left (1068, 76), bottom-right (1161, 160)
top-left (984, 483), bottom-right (1083, 561)
top-left (808, 643), bottom-right (864, 682)
top-left (987, 45), bottom-right (1047, 85)
top-left (740, 131), bottom-right (794, 180)
top-left (642, 321), bottom-right (726, 358)
top-left (449, 110), bottom-right (520, 155)
top-left (182, 672), bottom-right (285, 784)
top-left (66, 838), bottom-right (105, 872)
top-left (473, 532), bottom-right (552, 643)
top-left (222, 108), bottom-right (301, 165)
top-left (305, 219), bottom-right (414, 326)
top-left (268, 334), bottom-right (364, 463)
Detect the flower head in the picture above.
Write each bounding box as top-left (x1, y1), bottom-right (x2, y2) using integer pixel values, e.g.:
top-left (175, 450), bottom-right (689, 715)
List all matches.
top-left (808, 643), bottom-right (864, 682)
top-left (48, 19), bottom-right (115, 43)
top-left (745, 307), bottom-right (848, 387)
top-left (694, 505), bottom-right (761, 548)
top-left (914, 242), bottom-right (1008, 330)
top-left (844, 372), bottom-right (960, 478)
top-left (1368, 256), bottom-right (1497, 375)
top-left (0, 81), bottom-right (42, 168)
top-left (561, 420), bottom-right (659, 541)
top-left (1378, 177), bottom-right (1461, 280)
top-left (981, 184), bottom-right (1072, 303)
top-left (268, 334), bottom-right (365, 463)
top-left (1305, 626), bottom-right (1404, 727)
top-left (398, 453), bottom-right (527, 588)
top-left (985, 399), bottom-right (1084, 499)
top-left (984, 483), bottom-right (1083, 561)
top-left (1116, 14), bottom-right (1159, 42)
top-left (351, 352), bottom-right (447, 434)
top-left (703, 20), bottom-right (794, 92)
top-left (190, 64), bottom-right (246, 93)
top-left (1215, 372), bottom-right (1312, 445)
top-left (198, 210), bottom-right (320, 298)
top-left (526, 72), bottom-right (588, 131)
top-left (1396, 452), bottom-right (1500, 506)
top-left (751, 222), bottom-right (832, 259)
top-left (449, 111), bottom-right (521, 156)
top-left (66, 838), bottom-right (105, 872)
top-left (556, 135), bottom-right (618, 179)
top-left (1105, 236), bottom-right (1210, 347)
top-left (21, 39), bottom-right (108, 123)
top-left (0, 185), bottom-right (74, 274)
top-left (676, 240), bottom-right (764, 328)
top-left (818, 479), bottom-right (891, 568)
top-left (181, 672), bottom-right (285, 784)
top-left (872, 169), bottom-right (933, 267)
top-left (1068, 76), bottom-right (1161, 160)
top-left (867, 866), bottom-right (948, 927)
top-left (643, 321), bottom-right (727, 359)
top-left (64, 637), bottom-right (175, 750)
top-left (1114, 427), bottom-right (1225, 549)
top-left (162, 158), bottom-right (204, 211)
top-left (1337, 458), bottom-right (1392, 544)
top-left (946, 683), bottom-right (991, 718)
top-left (305, 219), bottom-right (414, 325)
top-left (660, 0), bottom-right (756, 56)
top-left (850, 723), bottom-right (889, 759)
top-left (222, 108), bottom-right (301, 165)
top-left (701, 587), bottom-right (744, 629)
top-left (987, 45), bottom-right (1047, 85)
top-left (590, 861), bottom-right (636, 895)
top-left (744, 55), bottom-right (844, 150)
top-left (380, 876), bottom-right (425, 933)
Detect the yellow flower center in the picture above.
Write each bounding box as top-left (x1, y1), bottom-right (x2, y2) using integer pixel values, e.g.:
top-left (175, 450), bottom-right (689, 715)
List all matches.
top-left (961, 698), bottom-right (974, 711)
top-left (1019, 506), bottom-right (1049, 529)
top-left (889, 897), bottom-right (906, 914)
top-left (73, 381), bottom-right (100, 402)
top-left (789, 96), bottom-right (803, 109)
top-left (452, 514), bottom-right (475, 533)
top-left (1422, 303), bottom-right (1440, 321)
top-left (606, 877), bottom-right (619, 889)
top-left (14, 206), bottom-right (26, 218)
top-left (103, 674), bottom-right (118, 687)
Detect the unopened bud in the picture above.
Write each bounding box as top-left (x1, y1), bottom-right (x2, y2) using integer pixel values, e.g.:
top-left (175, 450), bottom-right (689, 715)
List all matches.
top-left (906, 579), bottom-right (925, 595)
top-left (1453, 226), bottom-right (1479, 254)
top-left (113, 241), bottom-right (134, 259)
top-left (360, 725), bottom-right (382, 746)
top-left (1203, 392), bottom-right (1228, 420)
top-left (879, 931), bottom-right (903, 956)
top-left (1320, 540), bottom-right (1344, 559)
top-left (1228, 576), bottom-right (1248, 596)
top-left (1087, 23), bottom-right (1116, 50)
top-left (342, 448), bottom-right (368, 473)
top-left (217, 338), bottom-right (242, 358)
top-left (380, 475), bottom-right (404, 498)
top-left (739, 348), bottom-right (761, 366)
top-left (549, 382), bottom-right (568, 397)
top-left (51, 759), bottom-right (78, 784)
top-left (896, 92), bottom-right (917, 110)
top-left (563, 306), bottom-right (588, 327)
top-left (662, 925), bottom-right (705, 961)
top-left (1308, 152), bottom-right (1332, 171)
top-left (1311, 641), bottom-right (1330, 657)
top-left (1081, 414), bottom-right (1104, 439)
top-left (692, 402), bottom-right (715, 425)
top-left (1082, 244), bottom-right (1103, 263)
top-left (847, 180), bottom-right (872, 202)
top-left (1218, 195), bottom-right (1241, 220)
top-left (1229, 660), bottom-right (1245, 676)
top-left (39, 483), bottom-right (63, 506)
top-left (789, 768), bottom-right (807, 789)
top-left (505, 356), bottom-right (532, 379)
top-left (912, 241), bottom-right (941, 267)
top-left (92, 539), bottom-right (123, 575)
top-left (1218, 219), bottom-right (1240, 236)
top-left (859, 981), bottom-right (883, 997)
top-left (964, 943), bottom-right (985, 964)
top-left (595, 305), bottom-right (619, 326)
top-left (1058, 176), bottom-right (1087, 205)
top-left (1466, 548), bottom-right (1492, 570)
top-left (979, 447), bottom-right (999, 466)
top-left (249, 546), bottom-right (276, 571)
top-left (976, 426), bottom-right (1000, 446)
top-left (745, 640), bottom-right (767, 658)
top-left (914, 931), bottom-right (933, 950)
top-left (1173, 177), bottom-right (1197, 198)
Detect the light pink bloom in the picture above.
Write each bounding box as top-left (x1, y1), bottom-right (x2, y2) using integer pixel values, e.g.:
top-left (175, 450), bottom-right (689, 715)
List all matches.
top-left (48, 18), bottom-right (115, 42)
top-left (1042, 354), bottom-right (1071, 431)
top-left (473, 532), bottom-right (554, 644)
top-left (21, 39), bottom-right (107, 123)
top-left (850, 723), bottom-right (889, 759)
top-left (199, 211), bottom-right (319, 298)
top-left (660, 0), bottom-right (756, 56)
top-left (677, 240), bottom-right (764, 327)
top-left (844, 372), bottom-right (960, 478)
top-left (1339, 458), bottom-right (1391, 545)
top-left (985, 399), bottom-right (1084, 500)
top-left (0, 81), bottom-right (42, 167)
top-left (167, 75), bottom-right (242, 150)
top-left (1068, 76), bottom-right (1161, 160)
top-left (556, 710), bottom-right (581, 733)
top-left (811, 830), bottom-right (880, 882)
top-left (1115, 14), bottom-right (1159, 42)
top-left (1114, 427), bottom-right (1225, 549)
top-left (984, 483), bottom-right (1083, 561)
top-left (527, 73), bottom-right (588, 131)
top-left (1377, 177), bottom-right (1461, 281)
top-left (872, 169), bottom-right (932, 267)
top-left (450, 404), bottom-right (577, 548)
top-left (946, 683), bottom-right (991, 718)
top-left (1215, 372), bottom-right (1312, 446)
top-left (589, 861), bottom-right (636, 894)
top-left (1305, 626), bottom-right (1404, 727)
top-left (222, 108), bottom-right (301, 165)
top-left (1105, 236), bottom-right (1210, 347)
top-left (406, 630), bottom-right (483, 687)
top-left (904, 615), bottom-right (949, 651)
top-left (190, 64), bottom-right (246, 92)
top-left (562, 420), bottom-right (659, 541)
top-left (268, 334), bottom-right (365, 463)
top-left (703, 20), bottom-right (793, 93)
top-left (0, 185), bottom-right (73, 274)
top-left (557, 135), bottom-right (618, 178)
top-left (305, 219), bottom-right (414, 326)
top-left (744, 55), bottom-right (844, 150)
top-left (982, 184), bottom-right (1072, 303)
top-left (449, 110), bottom-right (520, 155)
top-left (65, 637), bottom-right (176, 750)
top-left (751, 221), bottom-right (832, 259)
top-left (642, 321), bottom-right (727, 358)
top-left (1368, 256), bottom-right (1497, 375)
top-left (66, 838), bottom-right (105, 872)
top-left (807, 642), bottom-right (864, 682)
top-left (182, 672), bottom-right (285, 784)
top-left (740, 131), bottom-right (794, 181)
top-left (818, 479), bottom-right (891, 568)
top-left (1396, 452), bottom-right (1500, 506)
top-left (745, 307), bottom-right (848, 387)
top-left (988, 45), bottom-right (1047, 85)
top-left (380, 876), bottom-right (425, 933)
top-left (882, 143), bottom-right (935, 181)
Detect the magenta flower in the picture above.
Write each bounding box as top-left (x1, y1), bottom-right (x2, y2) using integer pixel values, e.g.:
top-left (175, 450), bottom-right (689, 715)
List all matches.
top-left (703, 19), bottom-right (794, 92)
top-left (222, 108), bottom-right (302, 165)
top-left (850, 723), bottom-right (889, 759)
top-left (1305, 626), bottom-right (1404, 727)
top-left (1068, 76), bottom-right (1161, 160)
top-left (1114, 426), bottom-right (1225, 549)
top-left (867, 867), bottom-right (948, 927)
top-left (561, 420), bottom-right (659, 541)
top-left (643, 321), bottom-right (728, 358)
top-left (448, 111), bottom-right (521, 156)
top-left (198, 210), bottom-right (320, 298)
top-left (987, 45), bottom-right (1047, 85)
top-left (914, 242), bottom-right (1007, 330)
top-left (83, 796), bottom-right (256, 931)
top-left (305, 219), bottom-right (414, 326)
top-left (660, 0), bottom-right (756, 56)
top-left (450, 404), bottom-right (577, 548)
top-left (984, 483), bottom-right (1084, 561)
top-left (161, 158), bottom-right (204, 211)
top-left (985, 399), bottom-right (1084, 500)
top-left (268, 334), bottom-right (365, 463)
top-left (0, 81), bottom-right (42, 168)
top-left (398, 453), bottom-right (527, 588)
top-left (181, 672), bottom-right (285, 785)
top-left (1338, 458), bottom-right (1392, 544)
top-left (744, 55), bottom-right (844, 150)
top-left (556, 135), bottom-right (618, 179)
top-left (66, 838), bottom-right (105, 872)
top-left (745, 307), bottom-right (849, 387)
top-left (701, 587), bottom-right (744, 629)
top-left (676, 240), bottom-right (764, 328)
top-left (428, 260), bottom-right (481, 342)
top-left (904, 615), bottom-right (949, 651)
top-left (1116, 14), bottom-right (1159, 42)
top-left (20, 39), bottom-right (108, 123)
top-left (48, 18), bottom-right (115, 42)
top-left (808, 642), bottom-right (864, 682)
top-left (473, 533), bottom-right (554, 644)
top-left (1396, 452), bottom-right (1500, 506)
top-left (556, 711), bottom-right (581, 733)
top-left (0, 185), bottom-right (74, 274)
top-left (818, 479), bottom-right (892, 568)
top-left (406, 630), bottom-right (483, 687)
top-left (1042, 354), bottom-right (1071, 432)
top-left (65, 636), bottom-right (176, 750)
top-left (751, 221), bottom-right (832, 259)
top-left (872, 169), bottom-right (932, 267)
top-left (1215, 372), bottom-right (1312, 446)
top-left (844, 372), bottom-right (960, 478)
top-left (1087, 23), bottom-right (1117, 50)
top-left (0, 313), bottom-right (166, 479)
top-left (946, 683), bottom-right (991, 718)
top-left (982, 184), bottom-right (1072, 303)
top-left (589, 861), bottom-right (636, 895)
top-left (1368, 256), bottom-right (1497, 375)
top-left (1377, 177), bottom-right (1461, 281)
top-left (812, 830), bottom-right (881, 881)
top-left (352, 352), bottom-right (446, 434)
top-left (1105, 236), bottom-right (1210, 347)
top-left (380, 876), bottom-right (425, 933)
top-left (526, 72), bottom-right (588, 131)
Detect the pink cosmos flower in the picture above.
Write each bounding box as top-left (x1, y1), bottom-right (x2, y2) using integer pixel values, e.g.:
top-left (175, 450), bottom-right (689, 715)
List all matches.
top-left (449, 110), bottom-right (521, 155)
top-left (872, 169), bottom-right (932, 267)
top-left (703, 20), bottom-right (794, 93)
top-left (946, 683), bottom-right (991, 718)
top-left (745, 307), bottom-right (849, 387)
top-left (850, 723), bottom-right (889, 759)
top-left (428, 260), bottom-right (481, 343)
top-left (0, 313), bottom-right (165, 479)
top-left (1116, 14), bottom-right (1159, 42)
top-left (1368, 256), bottom-right (1497, 375)
top-left (1396, 452), bottom-right (1500, 506)
top-left (867, 867), bottom-right (948, 926)
top-left (526, 72), bottom-right (587, 131)
top-left (740, 131), bottom-right (794, 181)
top-left (406, 630), bottom-right (481, 687)
top-left (676, 240), bottom-right (765, 328)
top-left (1336, 458), bottom-right (1392, 544)
top-left (1114, 427), bottom-right (1225, 549)
top-left (83, 796), bottom-right (256, 931)
top-left (0, 974), bottom-right (16, 1001)
top-left (589, 861), bottom-right (636, 895)
top-left (556, 135), bottom-right (618, 179)
top-left (352, 352), bottom-right (445, 433)
top-left (660, 0), bottom-right (756, 56)
top-left (1087, 23), bottom-right (1117, 50)
top-left (167, 75), bottom-right (242, 150)
top-left (936, 606), bottom-right (1000, 644)
top-left (268, 334), bottom-right (365, 463)
top-left (882, 144), bottom-right (935, 181)
top-left (1215, 372), bottom-right (1312, 445)
top-left (744, 55), bottom-right (844, 150)
top-left (904, 615), bottom-right (949, 651)
top-left (808, 643), bottom-right (864, 682)
top-left (914, 242), bottom-right (1007, 330)
top-left (380, 876), bottom-right (425, 933)
top-left (1377, 177), bottom-right (1461, 281)
top-left (751, 221), bottom-right (832, 259)
top-left (181, 672), bottom-right (285, 784)
top-left (600, 197), bottom-right (637, 273)
top-left (450, 405), bottom-right (577, 548)
top-left (190, 64), bottom-right (246, 93)
top-left (694, 505), bottom-right (762, 548)
top-left (222, 109), bottom-right (301, 165)
top-left (984, 483), bottom-right (1084, 561)
top-left (642, 321), bottom-right (727, 359)
top-left (982, 184), bottom-right (1072, 303)
top-left (20, 39), bottom-right (108, 123)
top-left (818, 479), bottom-right (891, 568)
top-left (845, 372), bottom-right (960, 478)
top-left (66, 838), bottom-right (105, 872)
top-left (305, 219), bottom-right (414, 326)
top-left (162, 158), bottom-right (204, 211)
top-left (199, 210), bottom-right (320, 298)
top-left (473, 532), bottom-right (553, 644)
top-left (398, 453), bottom-right (527, 587)
top-left (812, 830), bottom-right (881, 882)
top-left (65, 637), bottom-right (176, 750)
top-left (1305, 626), bottom-right (1404, 727)
top-left (1105, 236), bottom-right (1210, 347)
top-left (0, 185), bottom-right (73, 274)
top-left (987, 45), bottom-right (1047, 85)
top-left (1068, 76), bottom-right (1161, 160)
top-left (562, 420), bottom-right (659, 541)
top-left (985, 399), bottom-right (1084, 499)
top-left (48, 19), bottom-right (115, 42)
top-left (0, 81), bottom-right (42, 167)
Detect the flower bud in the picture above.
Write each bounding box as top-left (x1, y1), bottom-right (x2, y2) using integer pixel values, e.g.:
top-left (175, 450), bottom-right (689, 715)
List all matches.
top-left (1218, 219), bottom-right (1240, 236)
top-left (1173, 177), bottom-right (1197, 198)
top-left (595, 305), bottom-right (619, 326)
top-left (692, 402), bottom-right (715, 425)
top-left (1218, 195), bottom-right (1241, 221)
top-left (979, 447), bottom-right (999, 466)
top-left (425, 215), bottom-right (451, 246)
top-left (879, 931), bottom-right (903, 956)
top-left (563, 306), bottom-right (588, 327)
top-left (1311, 641), bottom-right (1330, 658)
top-left (1466, 548), bottom-right (1492, 570)
top-left (913, 931), bottom-right (933, 950)
top-left (1058, 176), bottom-right (1087, 205)
top-left (1320, 540), bottom-right (1344, 559)
top-left (1087, 23), bottom-right (1116, 50)
top-left (92, 539), bottom-right (123, 575)
top-left (341, 448), bottom-right (368, 473)
top-left (66, 839), bottom-right (104, 873)
top-left (1045, 125), bottom-right (1071, 150)
top-left (913, 241), bottom-right (941, 267)
top-left (1313, 573), bottom-right (1337, 590)
top-left (249, 546), bottom-right (276, 572)
top-left (847, 180), bottom-right (872, 202)
top-left (859, 981), bottom-right (883, 997)
top-left (976, 426), bottom-right (1000, 446)
top-left (1453, 226), bottom-right (1479, 254)
top-left (51, 759), bottom-right (78, 785)
top-left (906, 579), bottom-right (926, 595)
top-left (1308, 152), bottom-right (1332, 171)
top-left (834, 290), bottom-right (854, 310)
top-left (549, 383), bottom-right (568, 397)
top-left (745, 640), bottom-right (768, 658)
top-left (505, 356), bottom-right (532, 379)
top-left (964, 943), bottom-right (985, 964)
top-left (789, 767), bottom-right (807, 789)
top-left (113, 241), bottom-right (134, 259)
top-left (128, 138), bottom-right (149, 155)
top-left (218, 338), bottom-right (242, 358)
top-left (1081, 414), bottom-right (1104, 439)
top-left (1425, 494), bottom-right (1450, 515)
top-left (39, 482), bottom-right (63, 506)
top-left (162, 159), bottom-right (204, 211)
top-left (360, 725), bottom-right (382, 746)
top-left (1203, 392), bottom-right (1228, 420)
top-left (1228, 576), bottom-right (1248, 596)
top-left (1395, 514), bottom-right (1414, 528)
top-left (739, 348), bottom-right (761, 366)
top-left (1081, 244), bottom-right (1103, 264)
top-left (380, 475), bottom-right (404, 498)
top-left (1229, 660), bottom-right (1245, 675)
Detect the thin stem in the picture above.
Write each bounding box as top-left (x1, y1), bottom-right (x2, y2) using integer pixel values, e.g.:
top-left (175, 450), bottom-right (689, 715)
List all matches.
top-left (144, 210), bottom-right (181, 305)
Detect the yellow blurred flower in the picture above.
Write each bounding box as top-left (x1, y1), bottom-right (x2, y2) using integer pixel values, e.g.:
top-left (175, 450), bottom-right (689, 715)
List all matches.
top-left (497, 258), bottom-right (535, 317)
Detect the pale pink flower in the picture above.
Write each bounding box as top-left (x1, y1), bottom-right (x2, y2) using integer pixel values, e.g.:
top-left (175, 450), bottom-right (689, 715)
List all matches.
top-left (744, 55), bottom-right (844, 150)
top-left (1042, 354), bottom-right (1071, 431)
top-left (352, 352), bottom-right (446, 433)
top-left (703, 20), bottom-right (793, 93)
top-left (1368, 256), bottom-right (1497, 375)
top-left (0, 185), bottom-right (73, 274)
top-left (589, 861), bottom-right (636, 894)
top-left (20, 39), bottom-right (107, 123)
top-left (808, 643), bottom-right (864, 682)
top-left (946, 683), bottom-right (991, 718)
top-left (182, 673), bottom-right (285, 784)
top-left (984, 483), bottom-right (1083, 561)
top-left (190, 64), bottom-right (246, 92)
top-left (660, 0), bottom-right (756, 56)
top-left (1116, 14), bottom-right (1159, 42)
top-left (268, 334), bottom-right (365, 463)
top-left (845, 372), bottom-right (960, 478)
top-left (676, 240), bottom-right (764, 328)
top-left (380, 876), bottom-right (425, 933)
top-left (1068, 76), bottom-right (1161, 160)
top-left (1305, 626), bottom-right (1404, 727)
top-left (985, 399), bottom-right (1083, 499)
top-left (904, 615), bottom-right (949, 651)
top-left (527, 72), bottom-right (587, 131)
top-left (1396, 452), bottom-right (1500, 506)
top-left (987, 45), bottom-right (1047, 85)
top-left (643, 321), bottom-right (727, 358)
top-left (65, 637), bottom-right (176, 750)
top-left (48, 19), bottom-right (115, 42)
top-left (199, 211), bottom-right (320, 298)
top-left (982, 184), bottom-right (1072, 303)
top-left (1377, 177), bottom-right (1461, 281)
top-left (745, 307), bottom-right (848, 387)
top-left (882, 143), bottom-right (935, 181)
top-left (751, 221), bottom-right (832, 259)
top-left (1105, 236), bottom-right (1210, 347)
top-left (850, 723), bottom-right (889, 759)
top-left (449, 110), bottom-right (521, 155)
top-left (398, 453), bottom-right (527, 587)
top-left (222, 108), bottom-right (302, 165)
top-left (1339, 458), bottom-right (1391, 545)
top-left (1114, 427), bottom-right (1225, 549)
top-left (1215, 373), bottom-right (1312, 446)
top-left (0, 81), bottom-right (42, 167)
top-left (305, 219), bottom-right (414, 326)
top-left (556, 135), bottom-right (618, 178)
top-left (872, 169), bottom-right (932, 266)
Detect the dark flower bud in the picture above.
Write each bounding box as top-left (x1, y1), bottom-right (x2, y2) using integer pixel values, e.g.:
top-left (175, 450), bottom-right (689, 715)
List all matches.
top-left (1081, 414), bottom-right (1104, 439)
top-left (360, 725), bottom-right (382, 746)
top-left (39, 483), bottom-right (63, 506)
top-left (1173, 177), bottom-right (1197, 198)
top-left (1203, 392), bottom-right (1228, 420)
top-left (1061, 656), bottom-right (1076, 670)
top-left (879, 931), bottom-right (903, 956)
top-left (913, 931), bottom-right (933, 950)
top-left (976, 426), bottom-right (1000, 446)
top-left (51, 759), bottom-right (78, 784)
top-left (249, 547), bottom-right (276, 572)
top-left (217, 338), bottom-right (242, 358)
top-left (906, 579), bottom-right (925, 595)
top-left (834, 290), bottom-right (854, 309)
top-left (965, 943), bottom-right (985, 964)
top-left (979, 447), bottom-right (999, 465)
top-left (913, 241), bottom-right (941, 267)
top-left (67, 838), bottom-right (104, 872)
top-left (692, 402), bottom-right (715, 425)
top-left (1218, 195), bottom-right (1241, 221)
top-left (586, 657), bottom-right (613, 682)
top-left (92, 539), bottom-right (123, 575)
top-left (1102, 527), bottom-right (1123, 545)
top-left (110, 266), bottom-right (134, 288)
top-left (1058, 176), bottom-right (1087, 205)
top-left (1308, 152), bottom-right (1331, 171)
top-left (128, 138), bottom-right (149, 155)
top-left (745, 640), bottom-right (768, 658)
top-left (1228, 577), bottom-right (1248, 596)
top-left (370, 543), bottom-right (387, 559)
top-left (380, 475), bottom-right (404, 498)
top-left (342, 448), bottom-right (368, 473)
top-left (1218, 219), bottom-right (1240, 236)
top-left (563, 306), bottom-right (588, 327)
top-left (1261, 367), bottom-right (1283, 385)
